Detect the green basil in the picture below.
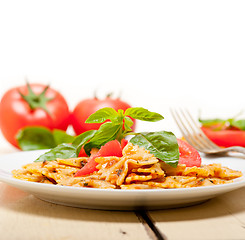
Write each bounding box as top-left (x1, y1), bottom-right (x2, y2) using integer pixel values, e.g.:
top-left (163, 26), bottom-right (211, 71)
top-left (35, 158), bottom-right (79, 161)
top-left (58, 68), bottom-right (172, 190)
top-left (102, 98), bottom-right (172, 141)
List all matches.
top-left (124, 116), bottom-right (134, 131)
top-left (53, 129), bottom-right (75, 145)
top-left (34, 130), bottom-right (97, 162)
top-left (35, 143), bottom-right (77, 162)
top-left (130, 131), bottom-right (179, 167)
top-left (199, 117), bottom-right (245, 131)
top-left (125, 107), bottom-right (164, 122)
top-left (16, 127), bottom-right (56, 151)
top-left (198, 118), bottom-right (226, 127)
top-left (16, 127), bottom-right (75, 151)
top-left (83, 122), bottom-right (122, 155)
top-left (72, 130), bottom-right (97, 155)
top-left (231, 119), bottom-right (245, 130)
top-left (85, 107), bottom-right (119, 123)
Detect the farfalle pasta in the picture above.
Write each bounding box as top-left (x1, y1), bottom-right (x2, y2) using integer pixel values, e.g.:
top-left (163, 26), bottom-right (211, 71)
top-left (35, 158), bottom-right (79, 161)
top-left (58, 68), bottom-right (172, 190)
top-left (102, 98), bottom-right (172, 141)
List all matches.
top-left (12, 143), bottom-right (242, 189)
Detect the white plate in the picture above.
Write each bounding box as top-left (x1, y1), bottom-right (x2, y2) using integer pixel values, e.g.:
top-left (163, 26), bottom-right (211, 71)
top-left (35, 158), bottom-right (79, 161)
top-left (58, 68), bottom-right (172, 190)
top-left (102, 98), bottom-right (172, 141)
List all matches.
top-left (0, 150), bottom-right (245, 210)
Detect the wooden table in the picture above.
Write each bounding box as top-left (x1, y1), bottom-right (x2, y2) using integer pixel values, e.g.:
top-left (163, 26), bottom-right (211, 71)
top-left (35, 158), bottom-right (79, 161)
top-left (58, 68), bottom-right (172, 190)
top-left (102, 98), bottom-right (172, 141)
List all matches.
top-left (1, 140), bottom-right (245, 240)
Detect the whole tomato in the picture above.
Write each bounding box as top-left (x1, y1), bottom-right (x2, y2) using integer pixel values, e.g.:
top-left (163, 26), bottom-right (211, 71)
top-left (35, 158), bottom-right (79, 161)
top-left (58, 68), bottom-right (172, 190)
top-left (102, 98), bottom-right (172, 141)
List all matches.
top-left (0, 83), bottom-right (70, 148)
top-left (71, 96), bottom-right (136, 135)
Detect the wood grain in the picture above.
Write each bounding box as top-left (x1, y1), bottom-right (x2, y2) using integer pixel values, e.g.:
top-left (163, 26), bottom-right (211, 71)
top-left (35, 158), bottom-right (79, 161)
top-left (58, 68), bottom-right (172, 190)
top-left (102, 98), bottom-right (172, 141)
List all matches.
top-left (148, 187), bottom-right (245, 240)
top-left (0, 183), bottom-right (150, 240)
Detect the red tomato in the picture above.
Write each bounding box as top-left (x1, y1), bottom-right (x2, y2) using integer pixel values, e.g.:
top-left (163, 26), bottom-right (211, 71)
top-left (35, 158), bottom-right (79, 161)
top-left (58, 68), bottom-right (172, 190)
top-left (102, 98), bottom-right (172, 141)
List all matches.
top-left (177, 139), bottom-right (202, 167)
top-left (120, 138), bottom-right (128, 149)
top-left (75, 140), bottom-right (123, 177)
top-left (75, 150), bottom-right (99, 176)
top-left (201, 127), bottom-right (245, 147)
top-left (71, 96), bottom-right (136, 135)
top-left (97, 139), bottom-right (123, 158)
top-left (0, 83), bottom-right (70, 148)
top-left (78, 145), bottom-right (88, 157)
top-left (78, 139), bottom-right (128, 158)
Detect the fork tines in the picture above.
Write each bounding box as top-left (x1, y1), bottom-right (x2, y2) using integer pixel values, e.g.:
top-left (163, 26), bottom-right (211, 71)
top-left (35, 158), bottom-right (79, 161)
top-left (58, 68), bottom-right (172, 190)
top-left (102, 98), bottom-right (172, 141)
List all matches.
top-left (170, 108), bottom-right (220, 153)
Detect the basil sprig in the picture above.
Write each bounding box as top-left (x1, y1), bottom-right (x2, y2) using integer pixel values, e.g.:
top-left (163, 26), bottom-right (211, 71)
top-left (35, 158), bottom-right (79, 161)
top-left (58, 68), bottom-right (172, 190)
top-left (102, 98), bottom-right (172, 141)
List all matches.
top-left (30, 107), bottom-right (179, 167)
top-left (82, 107), bottom-right (165, 155)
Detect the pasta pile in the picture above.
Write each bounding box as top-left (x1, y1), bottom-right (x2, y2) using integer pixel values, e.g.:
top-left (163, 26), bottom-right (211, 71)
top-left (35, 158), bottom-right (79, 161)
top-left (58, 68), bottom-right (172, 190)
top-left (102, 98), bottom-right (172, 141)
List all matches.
top-left (12, 143), bottom-right (243, 189)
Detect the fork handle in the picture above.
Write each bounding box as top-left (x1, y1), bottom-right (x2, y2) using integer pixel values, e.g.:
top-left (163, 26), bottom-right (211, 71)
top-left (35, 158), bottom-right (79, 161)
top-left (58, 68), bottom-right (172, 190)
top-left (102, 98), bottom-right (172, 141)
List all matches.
top-left (227, 146), bottom-right (245, 154)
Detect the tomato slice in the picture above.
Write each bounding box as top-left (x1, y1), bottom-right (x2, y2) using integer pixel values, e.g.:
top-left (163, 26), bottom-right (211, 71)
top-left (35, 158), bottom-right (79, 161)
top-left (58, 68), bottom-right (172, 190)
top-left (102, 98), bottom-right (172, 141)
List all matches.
top-left (74, 140), bottom-right (123, 177)
top-left (201, 127), bottom-right (245, 148)
top-left (78, 145), bottom-right (88, 157)
top-left (177, 139), bottom-right (201, 167)
top-left (120, 138), bottom-right (128, 150)
top-left (97, 139), bottom-right (123, 158)
top-left (75, 151), bottom-right (98, 176)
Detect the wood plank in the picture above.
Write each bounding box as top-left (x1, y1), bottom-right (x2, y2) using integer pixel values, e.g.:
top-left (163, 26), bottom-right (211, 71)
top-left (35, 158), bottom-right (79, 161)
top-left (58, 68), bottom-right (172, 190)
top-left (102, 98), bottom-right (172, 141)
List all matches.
top-left (0, 183), bottom-right (150, 240)
top-left (148, 187), bottom-right (245, 240)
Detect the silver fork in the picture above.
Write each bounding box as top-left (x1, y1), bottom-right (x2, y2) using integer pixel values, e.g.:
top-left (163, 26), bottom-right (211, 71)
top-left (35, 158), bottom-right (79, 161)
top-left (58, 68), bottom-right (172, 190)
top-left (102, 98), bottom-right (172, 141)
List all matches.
top-left (170, 108), bottom-right (245, 155)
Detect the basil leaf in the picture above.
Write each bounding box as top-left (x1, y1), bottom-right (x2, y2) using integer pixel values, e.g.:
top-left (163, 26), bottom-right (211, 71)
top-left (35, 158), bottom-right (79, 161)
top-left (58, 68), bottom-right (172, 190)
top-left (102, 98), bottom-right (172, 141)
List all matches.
top-left (53, 129), bottom-right (75, 145)
top-left (16, 127), bottom-right (75, 151)
top-left (84, 122), bottom-right (122, 155)
top-left (85, 107), bottom-right (119, 123)
top-left (130, 131), bottom-right (179, 167)
top-left (199, 118), bottom-right (226, 126)
top-left (125, 107), bottom-right (164, 122)
top-left (35, 143), bottom-right (77, 162)
top-left (124, 116), bottom-right (134, 131)
top-left (231, 119), bottom-right (245, 130)
top-left (35, 130), bottom-right (97, 162)
top-left (72, 130), bottom-right (97, 155)
top-left (16, 127), bottom-right (56, 151)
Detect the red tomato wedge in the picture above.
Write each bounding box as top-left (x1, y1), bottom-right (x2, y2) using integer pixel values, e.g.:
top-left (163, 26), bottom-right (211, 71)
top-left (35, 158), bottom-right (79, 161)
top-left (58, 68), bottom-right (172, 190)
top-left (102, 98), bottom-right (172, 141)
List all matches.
top-left (75, 150), bottom-right (99, 176)
top-left (78, 145), bottom-right (88, 157)
top-left (74, 140), bottom-right (124, 177)
top-left (201, 127), bottom-right (245, 148)
top-left (97, 139), bottom-right (123, 158)
top-left (177, 139), bottom-right (201, 167)
top-left (121, 138), bottom-right (128, 149)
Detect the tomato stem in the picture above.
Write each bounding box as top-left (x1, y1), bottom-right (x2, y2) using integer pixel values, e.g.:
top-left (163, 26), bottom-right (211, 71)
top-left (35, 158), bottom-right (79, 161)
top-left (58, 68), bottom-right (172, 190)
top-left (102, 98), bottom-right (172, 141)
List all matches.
top-left (93, 89), bottom-right (98, 100)
top-left (106, 92), bottom-right (113, 98)
top-left (18, 82), bottom-right (52, 114)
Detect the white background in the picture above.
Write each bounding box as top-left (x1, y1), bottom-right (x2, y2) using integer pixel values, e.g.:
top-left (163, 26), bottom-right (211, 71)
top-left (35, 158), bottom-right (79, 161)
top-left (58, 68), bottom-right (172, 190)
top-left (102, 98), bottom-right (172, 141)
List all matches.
top-left (0, 0), bottom-right (245, 150)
